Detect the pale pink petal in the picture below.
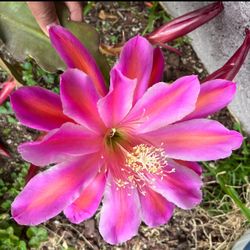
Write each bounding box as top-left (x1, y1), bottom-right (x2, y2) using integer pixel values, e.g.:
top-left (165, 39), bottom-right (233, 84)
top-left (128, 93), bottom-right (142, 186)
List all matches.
top-left (60, 69), bottom-right (104, 133)
top-left (148, 47), bottom-right (165, 87)
top-left (142, 119), bottom-right (243, 161)
top-left (139, 187), bottom-right (174, 227)
top-left (99, 177), bottom-right (141, 245)
top-left (64, 172), bottom-right (106, 224)
top-left (49, 25), bottom-right (107, 96)
top-left (11, 154), bottom-right (100, 225)
top-left (97, 68), bottom-right (137, 127)
top-left (18, 122), bottom-right (102, 166)
top-left (124, 75), bottom-right (200, 133)
top-left (10, 86), bottom-right (71, 131)
top-left (153, 160), bottom-right (202, 209)
top-left (114, 35), bottom-right (154, 102)
top-left (183, 79), bottom-right (236, 120)
top-left (174, 160), bottom-right (202, 175)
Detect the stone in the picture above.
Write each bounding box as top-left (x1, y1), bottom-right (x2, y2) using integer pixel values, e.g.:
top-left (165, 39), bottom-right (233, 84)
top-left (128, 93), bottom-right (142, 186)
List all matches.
top-left (160, 1), bottom-right (250, 134)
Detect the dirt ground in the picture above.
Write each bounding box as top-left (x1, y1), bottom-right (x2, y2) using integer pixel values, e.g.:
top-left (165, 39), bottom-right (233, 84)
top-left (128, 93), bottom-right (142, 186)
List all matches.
top-left (0, 2), bottom-right (248, 250)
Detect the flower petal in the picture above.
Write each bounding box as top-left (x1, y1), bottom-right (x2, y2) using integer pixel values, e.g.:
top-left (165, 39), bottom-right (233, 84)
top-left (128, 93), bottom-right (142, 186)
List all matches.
top-left (153, 160), bottom-right (202, 209)
top-left (142, 119), bottom-right (243, 161)
top-left (97, 68), bottom-right (137, 127)
top-left (124, 75), bottom-right (200, 133)
top-left (60, 69), bottom-right (104, 132)
top-left (183, 79), bottom-right (236, 120)
top-left (99, 177), bottom-right (141, 245)
top-left (174, 160), bottom-right (202, 176)
top-left (49, 25), bottom-right (107, 96)
top-left (11, 154), bottom-right (100, 225)
top-left (114, 35), bottom-right (154, 102)
top-left (148, 47), bottom-right (165, 87)
top-left (10, 86), bottom-right (71, 131)
top-left (139, 187), bottom-right (174, 227)
top-left (64, 172), bottom-right (106, 224)
top-left (18, 122), bottom-right (102, 166)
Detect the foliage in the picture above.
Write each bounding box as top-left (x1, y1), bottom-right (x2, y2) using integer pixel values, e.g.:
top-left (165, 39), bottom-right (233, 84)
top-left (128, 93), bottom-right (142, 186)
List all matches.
top-left (142, 2), bottom-right (171, 35)
top-left (21, 58), bottom-right (60, 93)
top-left (0, 164), bottom-right (48, 249)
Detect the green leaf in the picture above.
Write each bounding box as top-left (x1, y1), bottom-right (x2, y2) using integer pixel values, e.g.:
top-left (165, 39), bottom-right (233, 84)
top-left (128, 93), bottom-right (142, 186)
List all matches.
top-left (0, 2), bottom-right (110, 83)
top-left (26, 227), bottom-right (37, 238)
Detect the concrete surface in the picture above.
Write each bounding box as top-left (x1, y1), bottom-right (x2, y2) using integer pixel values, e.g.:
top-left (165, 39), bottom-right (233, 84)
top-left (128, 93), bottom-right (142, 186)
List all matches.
top-left (161, 2), bottom-right (250, 134)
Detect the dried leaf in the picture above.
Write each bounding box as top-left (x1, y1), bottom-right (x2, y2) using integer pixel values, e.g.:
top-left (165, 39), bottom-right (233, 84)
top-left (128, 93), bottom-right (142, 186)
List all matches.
top-left (98, 10), bottom-right (118, 21)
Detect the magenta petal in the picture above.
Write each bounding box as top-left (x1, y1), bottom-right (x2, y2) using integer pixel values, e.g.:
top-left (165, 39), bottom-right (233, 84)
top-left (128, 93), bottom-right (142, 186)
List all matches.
top-left (97, 68), bottom-right (137, 127)
top-left (18, 122), bottom-right (102, 166)
top-left (124, 75), bottom-right (200, 133)
top-left (148, 47), bottom-right (165, 87)
top-left (183, 79), bottom-right (236, 120)
top-left (64, 172), bottom-right (106, 224)
top-left (10, 86), bottom-right (71, 131)
top-left (11, 154), bottom-right (100, 225)
top-left (99, 178), bottom-right (141, 244)
top-left (114, 35), bottom-right (154, 102)
top-left (139, 187), bottom-right (174, 227)
top-left (153, 160), bottom-right (202, 209)
top-left (60, 69), bottom-right (104, 132)
top-left (49, 25), bottom-right (107, 96)
top-left (174, 160), bottom-right (202, 176)
top-left (143, 119), bottom-right (243, 161)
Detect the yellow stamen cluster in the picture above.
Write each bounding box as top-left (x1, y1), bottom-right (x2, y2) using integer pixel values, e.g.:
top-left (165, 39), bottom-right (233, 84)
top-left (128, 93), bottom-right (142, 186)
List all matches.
top-left (113, 144), bottom-right (171, 195)
top-left (126, 144), bottom-right (168, 174)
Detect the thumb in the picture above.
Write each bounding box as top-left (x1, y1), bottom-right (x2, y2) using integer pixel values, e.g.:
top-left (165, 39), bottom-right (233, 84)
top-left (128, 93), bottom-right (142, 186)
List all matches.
top-left (27, 2), bottom-right (59, 36)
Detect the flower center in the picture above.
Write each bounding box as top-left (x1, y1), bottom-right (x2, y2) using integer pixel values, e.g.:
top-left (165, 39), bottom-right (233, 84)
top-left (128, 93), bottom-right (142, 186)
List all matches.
top-left (105, 128), bottom-right (123, 148)
top-left (113, 144), bottom-right (175, 196)
top-left (126, 144), bottom-right (168, 174)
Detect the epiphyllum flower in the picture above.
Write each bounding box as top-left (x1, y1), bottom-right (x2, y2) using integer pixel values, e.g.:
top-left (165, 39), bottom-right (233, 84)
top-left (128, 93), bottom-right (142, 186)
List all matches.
top-left (10, 26), bottom-right (243, 245)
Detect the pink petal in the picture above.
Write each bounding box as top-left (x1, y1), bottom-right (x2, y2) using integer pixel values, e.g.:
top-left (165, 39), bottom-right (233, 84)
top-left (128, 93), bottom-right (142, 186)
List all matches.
top-left (124, 75), bottom-right (200, 133)
top-left (183, 79), bottom-right (236, 120)
top-left (148, 47), bottom-right (165, 87)
top-left (142, 119), bottom-right (243, 161)
top-left (97, 68), bottom-right (137, 127)
top-left (60, 69), bottom-right (104, 133)
top-left (10, 86), bottom-right (71, 131)
top-left (49, 25), bottom-right (107, 96)
top-left (174, 160), bottom-right (202, 176)
top-left (64, 172), bottom-right (106, 224)
top-left (114, 35), bottom-right (154, 102)
top-left (139, 187), bottom-right (174, 227)
top-left (99, 177), bottom-right (141, 245)
top-left (153, 160), bottom-right (202, 209)
top-left (18, 122), bottom-right (102, 166)
top-left (0, 79), bottom-right (16, 105)
top-left (11, 154), bottom-right (100, 225)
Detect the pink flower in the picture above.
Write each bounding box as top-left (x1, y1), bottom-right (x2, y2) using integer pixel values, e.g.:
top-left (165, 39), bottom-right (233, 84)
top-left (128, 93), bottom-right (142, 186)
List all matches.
top-left (10, 26), bottom-right (243, 245)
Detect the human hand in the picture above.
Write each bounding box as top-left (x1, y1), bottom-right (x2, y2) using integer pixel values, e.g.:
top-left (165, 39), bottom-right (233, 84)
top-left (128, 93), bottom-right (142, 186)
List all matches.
top-left (27, 2), bottom-right (83, 36)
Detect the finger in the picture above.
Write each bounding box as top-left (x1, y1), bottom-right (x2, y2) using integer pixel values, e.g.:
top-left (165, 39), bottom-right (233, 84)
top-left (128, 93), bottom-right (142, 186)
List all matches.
top-left (27, 2), bottom-right (59, 36)
top-left (65, 2), bottom-right (83, 22)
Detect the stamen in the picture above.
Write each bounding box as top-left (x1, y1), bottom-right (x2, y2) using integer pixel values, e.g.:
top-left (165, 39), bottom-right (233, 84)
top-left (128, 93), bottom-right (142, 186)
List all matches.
top-left (113, 144), bottom-right (172, 195)
top-left (126, 144), bottom-right (168, 174)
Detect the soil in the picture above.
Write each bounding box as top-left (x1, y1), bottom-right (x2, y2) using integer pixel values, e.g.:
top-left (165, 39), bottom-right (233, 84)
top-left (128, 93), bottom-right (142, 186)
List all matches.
top-left (0, 2), bottom-right (246, 250)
